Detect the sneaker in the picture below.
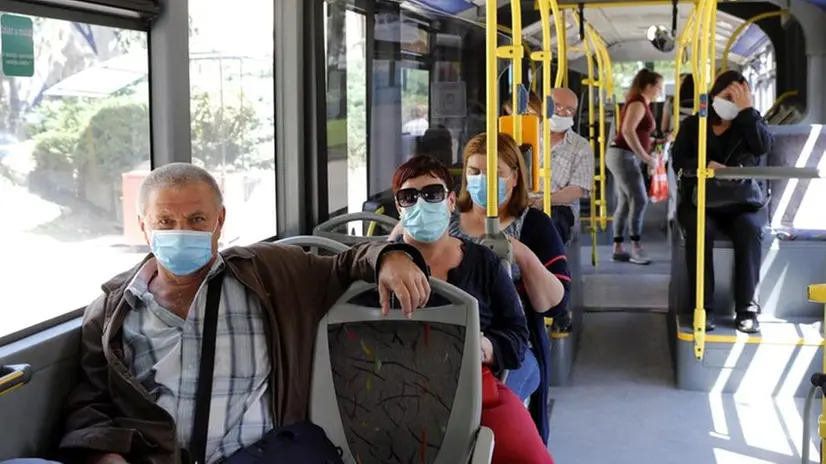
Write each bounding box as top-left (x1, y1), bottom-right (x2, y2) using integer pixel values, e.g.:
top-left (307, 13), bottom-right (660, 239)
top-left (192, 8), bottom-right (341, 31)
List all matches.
top-left (629, 248), bottom-right (651, 265)
top-left (735, 313), bottom-right (760, 334)
top-left (611, 250), bottom-right (631, 262)
top-left (705, 313), bottom-right (715, 332)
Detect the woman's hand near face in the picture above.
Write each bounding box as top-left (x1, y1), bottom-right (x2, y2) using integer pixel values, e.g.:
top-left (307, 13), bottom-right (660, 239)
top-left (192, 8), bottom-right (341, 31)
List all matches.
top-left (730, 82), bottom-right (753, 111)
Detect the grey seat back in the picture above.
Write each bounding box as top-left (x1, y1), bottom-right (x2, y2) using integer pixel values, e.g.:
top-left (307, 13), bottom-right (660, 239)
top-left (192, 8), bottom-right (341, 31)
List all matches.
top-left (313, 212), bottom-right (399, 245)
top-left (310, 279), bottom-right (482, 464)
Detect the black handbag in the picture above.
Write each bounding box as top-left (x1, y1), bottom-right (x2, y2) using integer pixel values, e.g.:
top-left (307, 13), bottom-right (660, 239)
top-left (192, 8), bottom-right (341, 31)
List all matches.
top-left (690, 140), bottom-right (765, 211)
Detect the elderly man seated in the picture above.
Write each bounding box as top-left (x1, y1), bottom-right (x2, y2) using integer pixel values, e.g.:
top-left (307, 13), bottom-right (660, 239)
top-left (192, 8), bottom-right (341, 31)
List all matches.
top-left (3, 163), bottom-right (430, 464)
top-left (525, 88), bottom-right (595, 244)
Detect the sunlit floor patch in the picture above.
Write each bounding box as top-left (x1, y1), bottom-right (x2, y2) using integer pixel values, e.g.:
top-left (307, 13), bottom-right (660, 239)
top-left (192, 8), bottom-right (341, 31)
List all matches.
top-left (548, 312), bottom-right (820, 464)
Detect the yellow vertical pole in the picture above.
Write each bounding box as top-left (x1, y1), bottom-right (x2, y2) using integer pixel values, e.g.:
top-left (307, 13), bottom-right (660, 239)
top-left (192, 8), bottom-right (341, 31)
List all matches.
top-left (485, 0), bottom-right (499, 221)
top-left (691, 1), bottom-right (703, 113)
top-left (591, 29), bottom-right (609, 231)
top-left (693, 0), bottom-right (715, 361)
top-left (536, 0), bottom-right (553, 221)
top-left (542, 0), bottom-right (565, 217)
top-left (574, 12), bottom-right (600, 267)
top-left (511, 0), bottom-right (523, 146)
top-left (710, 5), bottom-right (717, 84)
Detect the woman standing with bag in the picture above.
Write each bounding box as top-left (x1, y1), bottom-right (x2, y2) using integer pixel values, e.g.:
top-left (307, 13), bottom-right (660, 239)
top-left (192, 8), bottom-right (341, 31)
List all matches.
top-left (606, 68), bottom-right (664, 265)
top-left (672, 70), bottom-right (774, 334)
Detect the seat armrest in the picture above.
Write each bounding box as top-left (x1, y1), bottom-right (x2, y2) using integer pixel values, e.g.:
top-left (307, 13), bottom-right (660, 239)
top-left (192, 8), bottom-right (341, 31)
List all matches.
top-left (470, 426), bottom-right (495, 464)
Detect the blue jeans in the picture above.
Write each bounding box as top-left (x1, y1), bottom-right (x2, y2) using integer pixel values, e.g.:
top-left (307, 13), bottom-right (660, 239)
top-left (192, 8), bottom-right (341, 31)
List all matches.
top-left (504, 349), bottom-right (540, 401)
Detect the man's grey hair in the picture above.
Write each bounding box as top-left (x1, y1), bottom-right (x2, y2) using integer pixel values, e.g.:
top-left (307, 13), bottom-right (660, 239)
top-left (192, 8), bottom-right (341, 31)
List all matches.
top-left (553, 87), bottom-right (579, 109)
top-left (138, 162), bottom-right (224, 216)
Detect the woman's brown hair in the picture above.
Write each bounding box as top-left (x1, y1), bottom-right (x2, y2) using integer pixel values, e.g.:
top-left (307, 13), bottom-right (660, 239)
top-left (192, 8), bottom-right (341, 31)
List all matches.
top-left (626, 68), bottom-right (663, 103)
top-left (503, 91), bottom-right (543, 117)
top-left (456, 132), bottom-right (529, 218)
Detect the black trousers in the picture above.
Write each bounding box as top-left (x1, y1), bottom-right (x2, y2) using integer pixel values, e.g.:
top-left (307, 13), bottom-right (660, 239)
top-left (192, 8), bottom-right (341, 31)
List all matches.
top-left (551, 205), bottom-right (575, 245)
top-left (677, 203), bottom-right (764, 314)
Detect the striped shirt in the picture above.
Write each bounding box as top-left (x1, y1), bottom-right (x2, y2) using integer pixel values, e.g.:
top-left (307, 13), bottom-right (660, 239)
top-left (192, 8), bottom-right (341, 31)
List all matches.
top-left (122, 256), bottom-right (273, 464)
top-left (537, 128), bottom-right (595, 215)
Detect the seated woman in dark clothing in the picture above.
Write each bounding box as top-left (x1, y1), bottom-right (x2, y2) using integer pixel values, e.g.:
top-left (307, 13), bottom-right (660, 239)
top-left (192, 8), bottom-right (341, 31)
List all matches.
top-left (377, 155), bottom-right (554, 464)
top-left (391, 133), bottom-right (570, 443)
top-left (672, 70), bottom-right (774, 334)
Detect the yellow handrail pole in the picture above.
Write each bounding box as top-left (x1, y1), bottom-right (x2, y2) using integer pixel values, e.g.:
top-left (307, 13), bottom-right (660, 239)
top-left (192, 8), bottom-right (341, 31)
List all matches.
top-left (710, 4), bottom-right (717, 83)
top-left (763, 89), bottom-right (799, 116)
top-left (590, 28), bottom-right (610, 231)
top-left (543, 0), bottom-right (565, 216)
top-left (495, 25), bottom-right (539, 95)
top-left (560, 12), bottom-right (569, 88)
top-left (533, 0), bottom-right (553, 217)
top-left (673, 9), bottom-right (696, 136)
top-left (573, 11), bottom-right (600, 266)
top-left (584, 26), bottom-right (598, 266)
top-left (485, 0), bottom-right (499, 220)
top-left (693, 0), bottom-right (715, 361)
top-left (496, 18), bottom-right (524, 147)
top-left (720, 10), bottom-right (789, 72)
top-left (691, 0), bottom-right (704, 113)
top-left (511, 0), bottom-right (524, 145)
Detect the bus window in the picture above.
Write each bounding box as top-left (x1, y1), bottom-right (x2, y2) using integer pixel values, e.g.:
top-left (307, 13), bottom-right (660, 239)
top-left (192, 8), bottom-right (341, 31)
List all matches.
top-left (189, 0), bottom-right (277, 247)
top-left (0, 15), bottom-right (149, 341)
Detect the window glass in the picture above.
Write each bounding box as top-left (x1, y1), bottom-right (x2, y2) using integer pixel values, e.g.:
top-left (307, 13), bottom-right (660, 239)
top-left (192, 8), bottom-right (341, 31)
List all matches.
top-left (189, 0), bottom-right (276, 247)
top-left (322, 1), bottom-right (482, 227)
top-left (0, 14), bottom-right (149, 339)
top-left (324, 2), bottom-right (368, 219)
top-left (743, 44), bottom-right (776, 114)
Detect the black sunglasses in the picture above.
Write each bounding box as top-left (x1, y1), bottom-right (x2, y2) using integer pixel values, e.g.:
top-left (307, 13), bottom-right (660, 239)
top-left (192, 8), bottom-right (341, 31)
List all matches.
top-left (395, 184), bottom-right (447, 208)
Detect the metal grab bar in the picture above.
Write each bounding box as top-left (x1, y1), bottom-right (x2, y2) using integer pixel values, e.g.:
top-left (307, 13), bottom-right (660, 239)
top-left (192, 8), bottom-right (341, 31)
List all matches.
top-left (313, 212), bottom-right (399, 245)
top-left (680, 166), bottom-right (825, 180)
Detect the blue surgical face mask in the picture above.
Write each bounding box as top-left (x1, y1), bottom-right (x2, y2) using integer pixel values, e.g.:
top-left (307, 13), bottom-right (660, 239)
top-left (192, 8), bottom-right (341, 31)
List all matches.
top-left (150, 229), bottom-right (215, 276)
top-left (401, 198), bottom-right (450, 243)
top-left (466, 174), bottom-right (508, 209)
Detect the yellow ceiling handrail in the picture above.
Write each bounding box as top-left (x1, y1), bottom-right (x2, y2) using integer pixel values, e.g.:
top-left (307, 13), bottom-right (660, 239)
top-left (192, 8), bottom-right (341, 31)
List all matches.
top-left (720, 10), bottom-right (789, 72)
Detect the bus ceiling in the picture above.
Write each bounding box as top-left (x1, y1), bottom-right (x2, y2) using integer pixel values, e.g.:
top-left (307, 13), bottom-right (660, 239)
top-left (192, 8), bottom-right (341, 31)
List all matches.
top-left (407, 0), bottom-right (776, 67)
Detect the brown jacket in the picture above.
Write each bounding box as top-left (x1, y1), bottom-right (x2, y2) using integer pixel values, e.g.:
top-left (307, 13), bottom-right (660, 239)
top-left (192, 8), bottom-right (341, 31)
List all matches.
top-left (59, 241), bottom-right (422, 464)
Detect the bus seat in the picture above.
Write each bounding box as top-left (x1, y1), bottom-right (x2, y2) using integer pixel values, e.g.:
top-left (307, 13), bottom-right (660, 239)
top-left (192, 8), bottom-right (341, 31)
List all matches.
top-left (0, 320), bottom-right (82, 461)
top-left (310, 280), bottom-right (493, 464)
top-left (765, 125), bottom-right (826, 241)
top-left (313, 212), bottom-right (399, 245)
top-left (668, 125), bottom-right (826, 320)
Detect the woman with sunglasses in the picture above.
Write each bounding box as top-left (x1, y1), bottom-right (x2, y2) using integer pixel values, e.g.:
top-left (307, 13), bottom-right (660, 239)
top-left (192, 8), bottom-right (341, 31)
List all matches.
top-left (390, 134), bottom-right (569, 442)
top-left (391, 155), bottom-right (554, 464)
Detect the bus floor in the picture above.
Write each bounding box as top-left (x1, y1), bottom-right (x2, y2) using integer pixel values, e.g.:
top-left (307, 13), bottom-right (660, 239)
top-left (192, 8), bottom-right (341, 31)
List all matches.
top-left (547, 236), bottom-right (820, 464)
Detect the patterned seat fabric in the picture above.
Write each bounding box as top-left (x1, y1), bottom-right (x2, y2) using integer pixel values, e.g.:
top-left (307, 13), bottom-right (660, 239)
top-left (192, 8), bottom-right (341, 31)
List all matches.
top-left (328, 320), bottom-right (465, 464)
